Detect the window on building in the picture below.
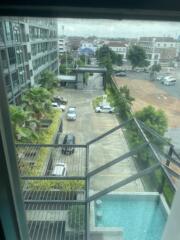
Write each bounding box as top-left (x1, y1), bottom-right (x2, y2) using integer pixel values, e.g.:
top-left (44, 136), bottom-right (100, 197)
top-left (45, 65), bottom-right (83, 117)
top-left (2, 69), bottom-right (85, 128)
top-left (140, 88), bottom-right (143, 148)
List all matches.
top-left (16, 46), bottom-right (23, 64)
top-left (11, 71), bottom-right (19, 87)
top-left (5, 21), bottom-right (13, 41)
top-left (20, 24), bottom-right (26, 42)
top-left (12, 23), bottom-right (21, 42)
top-left (1, 49), bottom-right (8, 68)
top-left (25, 65), bottom-right (30, 80)
top-left (4, 74), bottom-right (12, 93)
top-left (154, 54), bottom-right (159, 60)
top-left (23, 45), bottom-right (28, 62)
top-left (18, 66), bottom-right (25, 84)
top-left (8, 47), bottom-right (16, 65)
top-left (0, 22), bottom-right (4, 42)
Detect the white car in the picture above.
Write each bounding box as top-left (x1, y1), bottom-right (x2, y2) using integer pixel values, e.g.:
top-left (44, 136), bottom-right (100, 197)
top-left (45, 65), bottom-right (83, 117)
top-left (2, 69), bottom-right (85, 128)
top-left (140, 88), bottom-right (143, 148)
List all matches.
top-left (163, 76), bottom-right (176, 86)
top-left (52, 163), bottom-right (67, 176)
top-left (95, 105), bottom-right (114, 113)
top-left (52, 102), bottom-right (66, 111)
top-left (66, 107), bottom-right (77, 120)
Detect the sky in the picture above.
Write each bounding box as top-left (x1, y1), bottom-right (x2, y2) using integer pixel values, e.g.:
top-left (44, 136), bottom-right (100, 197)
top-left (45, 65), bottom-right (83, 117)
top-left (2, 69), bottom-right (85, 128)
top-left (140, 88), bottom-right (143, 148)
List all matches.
top-left (58, 18), bottom-right (180, 39)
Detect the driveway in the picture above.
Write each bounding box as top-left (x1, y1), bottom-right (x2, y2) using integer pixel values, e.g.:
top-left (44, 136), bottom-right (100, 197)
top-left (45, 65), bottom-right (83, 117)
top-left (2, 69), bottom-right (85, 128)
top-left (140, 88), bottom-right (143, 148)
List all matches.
top-left (58, 87), bottom-right (144, 193)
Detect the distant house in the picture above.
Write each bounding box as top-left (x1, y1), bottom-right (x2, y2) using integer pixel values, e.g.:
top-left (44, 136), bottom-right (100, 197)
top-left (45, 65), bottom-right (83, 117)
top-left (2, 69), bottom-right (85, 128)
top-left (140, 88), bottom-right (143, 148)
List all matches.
top-left (107, 41), bottom-right (128, 61)
top-left (78, 42), bottom-right (97, 56)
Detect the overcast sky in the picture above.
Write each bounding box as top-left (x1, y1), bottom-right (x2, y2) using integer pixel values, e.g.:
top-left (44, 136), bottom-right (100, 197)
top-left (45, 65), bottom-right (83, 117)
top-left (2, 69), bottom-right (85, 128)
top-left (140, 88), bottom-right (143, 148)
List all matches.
top-left (58, 18), bottom-right (180, 39)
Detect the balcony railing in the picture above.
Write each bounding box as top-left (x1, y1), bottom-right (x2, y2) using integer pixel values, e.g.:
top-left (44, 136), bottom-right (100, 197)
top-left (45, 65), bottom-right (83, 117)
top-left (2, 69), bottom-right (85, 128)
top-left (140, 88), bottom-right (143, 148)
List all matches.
top-left (15, 117), bottom-right (180, 240)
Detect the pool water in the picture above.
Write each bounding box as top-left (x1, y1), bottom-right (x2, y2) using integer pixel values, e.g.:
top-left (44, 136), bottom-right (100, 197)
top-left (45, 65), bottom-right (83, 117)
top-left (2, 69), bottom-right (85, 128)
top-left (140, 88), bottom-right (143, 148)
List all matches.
top-left (95, 194), bottom-right (168, 240)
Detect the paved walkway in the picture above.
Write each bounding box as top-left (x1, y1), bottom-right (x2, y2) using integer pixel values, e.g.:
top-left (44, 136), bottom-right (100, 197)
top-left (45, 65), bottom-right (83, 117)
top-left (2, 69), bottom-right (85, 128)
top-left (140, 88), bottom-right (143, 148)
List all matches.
top-left (59, 86), bottom-right (144, 193)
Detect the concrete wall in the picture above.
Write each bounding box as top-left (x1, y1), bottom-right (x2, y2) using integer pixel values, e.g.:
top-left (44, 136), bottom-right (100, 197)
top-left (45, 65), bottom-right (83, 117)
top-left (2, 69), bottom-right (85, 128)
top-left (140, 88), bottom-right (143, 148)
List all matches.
top-left (76, 73), bottom-right (84, 89)
top-left (162, 184), bottom-right (180, 240)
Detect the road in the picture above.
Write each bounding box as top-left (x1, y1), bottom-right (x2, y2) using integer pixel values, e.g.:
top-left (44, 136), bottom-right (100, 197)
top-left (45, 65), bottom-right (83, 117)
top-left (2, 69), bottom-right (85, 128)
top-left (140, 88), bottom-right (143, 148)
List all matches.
top-left (86, 73), bottom-right (104, 90)
top-left (56, 82), bottom-right (144, 193)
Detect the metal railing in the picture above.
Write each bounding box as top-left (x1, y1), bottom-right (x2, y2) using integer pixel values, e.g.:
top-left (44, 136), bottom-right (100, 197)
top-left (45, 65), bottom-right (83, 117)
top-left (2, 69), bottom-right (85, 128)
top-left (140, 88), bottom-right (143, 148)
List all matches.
top-left (15, 118), bottom-right (180, 240)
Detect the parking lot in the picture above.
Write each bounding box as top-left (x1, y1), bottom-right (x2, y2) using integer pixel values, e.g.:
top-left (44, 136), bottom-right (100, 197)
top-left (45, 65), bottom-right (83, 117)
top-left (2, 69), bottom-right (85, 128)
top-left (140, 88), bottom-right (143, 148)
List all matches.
top-left (57, 87), bottom-right (144, 193)
top-left (114, 70), bottom-right (180, 128)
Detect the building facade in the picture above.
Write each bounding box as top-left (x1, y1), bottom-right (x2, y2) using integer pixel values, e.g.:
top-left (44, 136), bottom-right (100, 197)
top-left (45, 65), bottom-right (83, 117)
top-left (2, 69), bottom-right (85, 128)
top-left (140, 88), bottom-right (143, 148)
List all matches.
top-left (107, 41), bottom-right (128, 60)
top-left (139, 37), bottom-right (177, 66)
top-left (58, 36), bottom-right (68, 54)
top-left (0, 17), bottom-right (59, 104)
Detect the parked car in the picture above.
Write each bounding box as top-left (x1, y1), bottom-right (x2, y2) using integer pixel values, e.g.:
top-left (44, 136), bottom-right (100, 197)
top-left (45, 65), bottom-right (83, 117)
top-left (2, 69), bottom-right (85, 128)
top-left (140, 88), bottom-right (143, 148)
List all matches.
top-left (52, 102), bottom-right (66, 111)
top-left (62, 134), bottom-right (75, 154)
top-left (162, 76), bottom-right (176, 86)
top-left (95, 104), bottom-right (114, 113)
top-left (66, 107), bottom-right (76, 120)
top-left (52, 162), bottom-right (67, 176)
top-left (135, 68), bottom-right (144, 72)
top-left (156, 75), bottom-right (164, 81)
top-left (115, 71), bottom-right (127, 77)
top-left (53, 96), bottom-right (68, 105)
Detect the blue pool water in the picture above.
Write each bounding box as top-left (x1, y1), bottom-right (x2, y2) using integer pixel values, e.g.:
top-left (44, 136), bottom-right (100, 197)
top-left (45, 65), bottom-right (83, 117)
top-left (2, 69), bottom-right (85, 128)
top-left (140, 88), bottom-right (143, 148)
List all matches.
top-left (95, 194), bottom-right (168, 240)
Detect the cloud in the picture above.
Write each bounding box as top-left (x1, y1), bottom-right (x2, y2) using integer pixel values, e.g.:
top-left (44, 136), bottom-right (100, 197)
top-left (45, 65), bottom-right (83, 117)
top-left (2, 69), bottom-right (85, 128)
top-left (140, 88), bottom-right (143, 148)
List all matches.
top-left (58, 18), bottom-right (180, 38)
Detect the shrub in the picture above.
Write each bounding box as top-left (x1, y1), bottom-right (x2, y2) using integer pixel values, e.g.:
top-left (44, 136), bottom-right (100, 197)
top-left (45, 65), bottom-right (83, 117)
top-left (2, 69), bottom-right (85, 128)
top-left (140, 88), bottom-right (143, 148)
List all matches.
top-left (29, 180), bottom-right (85, 191)
top-left (92, 96), bottom-right (104, 109)
top-left (30, 110), bottom-right (61, 175)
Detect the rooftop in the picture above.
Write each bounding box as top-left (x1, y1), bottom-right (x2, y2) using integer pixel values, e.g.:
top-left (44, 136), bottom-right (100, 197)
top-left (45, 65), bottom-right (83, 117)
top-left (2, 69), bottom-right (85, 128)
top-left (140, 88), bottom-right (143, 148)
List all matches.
top-left (107, 41), bottom-right (127, 47)
top-left (139, 37), bottom-right (176, 42)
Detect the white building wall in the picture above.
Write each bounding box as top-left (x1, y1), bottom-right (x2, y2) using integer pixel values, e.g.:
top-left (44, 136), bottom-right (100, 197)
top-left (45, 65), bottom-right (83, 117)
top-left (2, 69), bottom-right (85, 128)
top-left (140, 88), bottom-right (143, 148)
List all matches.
top-left (109, 46), bottom-right (127, 59)
top-left (155, 42), bottom-right (176, 48)
top-left (162, 184), bottom-right (180, 240)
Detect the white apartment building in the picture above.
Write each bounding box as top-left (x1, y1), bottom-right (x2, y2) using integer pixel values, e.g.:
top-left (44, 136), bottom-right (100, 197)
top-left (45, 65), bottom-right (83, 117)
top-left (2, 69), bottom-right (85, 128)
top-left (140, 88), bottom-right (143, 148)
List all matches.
top-left (58, 37), bottom-right (67, 54)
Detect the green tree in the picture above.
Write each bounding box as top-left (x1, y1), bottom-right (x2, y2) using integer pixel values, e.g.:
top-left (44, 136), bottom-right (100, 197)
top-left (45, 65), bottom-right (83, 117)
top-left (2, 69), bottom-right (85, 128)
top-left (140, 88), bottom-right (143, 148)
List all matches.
top-left (113, 86), bottom-right (134, 120)
top-left (59, 64), bottom-right (67, 74)
top-left (151, 64), bottom-right (161, 72)
top-left (60, 52), bottom-right (73, 65)
top-left (115, 54), bottom-right (123, 66)
top-left (135, 105), bottom-right (167, 135)
top-left (96, 45), bottom-right (122, 66)
top-left (39, 70), bottom-right (58, 91)
top-left (9, 105), bottom-right (38, 142)
top-left (127, 45), bottom-right (149, 69)
top-left (126, 105), bottom-right (172, 204)
top-left (22, 87), bottom-right (52, 121)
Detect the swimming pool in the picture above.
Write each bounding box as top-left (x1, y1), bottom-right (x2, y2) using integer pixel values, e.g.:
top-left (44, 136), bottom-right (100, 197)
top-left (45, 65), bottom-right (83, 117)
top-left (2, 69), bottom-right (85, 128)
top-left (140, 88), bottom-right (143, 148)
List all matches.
top-left (95, 193), bottom-right (168, 240)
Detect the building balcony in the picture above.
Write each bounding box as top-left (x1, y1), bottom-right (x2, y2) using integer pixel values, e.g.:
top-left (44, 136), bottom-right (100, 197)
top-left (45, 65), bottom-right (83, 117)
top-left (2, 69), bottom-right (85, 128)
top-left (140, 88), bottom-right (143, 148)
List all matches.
top-left (15, 118), bottom-right (180, 240)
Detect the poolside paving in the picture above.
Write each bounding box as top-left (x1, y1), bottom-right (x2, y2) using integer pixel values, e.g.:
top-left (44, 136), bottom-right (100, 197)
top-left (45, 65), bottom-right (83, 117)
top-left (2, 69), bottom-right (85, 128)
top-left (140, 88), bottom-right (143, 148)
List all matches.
top-left (59, 86), bottom-right (144, 193)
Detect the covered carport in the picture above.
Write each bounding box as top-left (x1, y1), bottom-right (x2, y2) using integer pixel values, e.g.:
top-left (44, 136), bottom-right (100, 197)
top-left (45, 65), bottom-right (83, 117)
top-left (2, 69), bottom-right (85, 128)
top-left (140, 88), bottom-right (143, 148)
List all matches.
top-left (57, 75), bottom-right (77, 88)
top-left (75, 66), bottom-right (107, 89)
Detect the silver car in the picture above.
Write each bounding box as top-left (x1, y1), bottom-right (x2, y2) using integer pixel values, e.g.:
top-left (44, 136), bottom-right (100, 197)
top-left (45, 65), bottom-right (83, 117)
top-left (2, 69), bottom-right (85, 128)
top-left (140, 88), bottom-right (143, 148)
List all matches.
top-left (95, 105), bottom-right (114, 113)
top-left (66, 107), bottom-right (77, 120)
top-left (52, 163), bottom-right (67, 176)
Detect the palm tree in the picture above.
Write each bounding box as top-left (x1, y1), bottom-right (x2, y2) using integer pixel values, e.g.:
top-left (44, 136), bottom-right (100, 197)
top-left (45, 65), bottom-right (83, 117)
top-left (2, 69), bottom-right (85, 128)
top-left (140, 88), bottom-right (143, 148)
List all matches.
top-left (39, 70), bottom-right (58, 91)
top-left (22, 87), bottom-right (52, 121)
top-left (9, 105), bottom-right (38, 142)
